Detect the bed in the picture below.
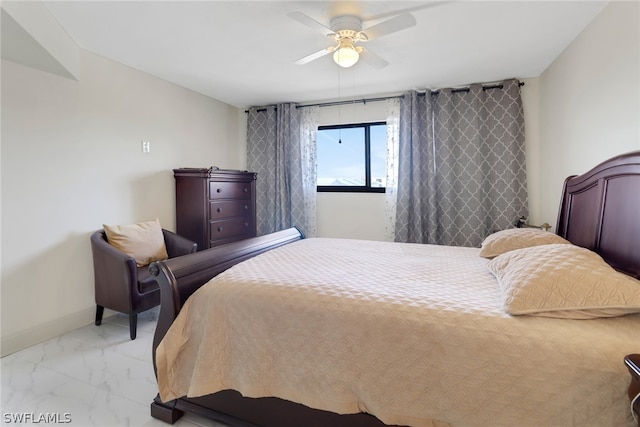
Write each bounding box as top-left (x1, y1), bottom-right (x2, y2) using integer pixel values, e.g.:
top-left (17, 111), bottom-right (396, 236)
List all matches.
top-left (149, 151), bottom-right (640, 427)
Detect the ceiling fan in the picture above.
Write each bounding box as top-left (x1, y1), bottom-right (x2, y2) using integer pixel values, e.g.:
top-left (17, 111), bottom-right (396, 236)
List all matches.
top-left (287, 11), bottom-right (417, 69)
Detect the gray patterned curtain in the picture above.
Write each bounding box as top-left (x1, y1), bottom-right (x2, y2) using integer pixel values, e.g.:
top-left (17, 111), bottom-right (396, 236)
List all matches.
top-left (395, 79), bottom-right (527, 247)
top-left (247, 104), bottom-right (318, 237)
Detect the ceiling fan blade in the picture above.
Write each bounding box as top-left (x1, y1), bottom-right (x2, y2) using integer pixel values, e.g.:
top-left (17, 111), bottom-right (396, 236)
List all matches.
top-left (287, 11), bottom-right (335, 37)
top-left (359, 48), bottom-right (389, 69)
top-left (363, 1), bottom-right (453, 22)
top-left (361, 13), bottom-right (416, 41)
top-left (294, 47), bottom-right (335, 65)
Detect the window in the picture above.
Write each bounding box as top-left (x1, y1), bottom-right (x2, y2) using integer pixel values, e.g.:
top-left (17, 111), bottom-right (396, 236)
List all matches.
top-left (316, 122), bottom-right (387, 193)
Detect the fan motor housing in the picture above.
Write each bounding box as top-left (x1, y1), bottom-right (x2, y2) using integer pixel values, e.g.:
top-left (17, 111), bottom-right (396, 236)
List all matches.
top-left (330, 15), bottom-right (362, 33)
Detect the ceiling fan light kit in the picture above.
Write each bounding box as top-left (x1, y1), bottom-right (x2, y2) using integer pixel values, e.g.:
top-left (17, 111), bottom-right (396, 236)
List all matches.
top-left (330, 17), bottom-right (366, 68)
top-left (333, 39), bottom-right (360, 68)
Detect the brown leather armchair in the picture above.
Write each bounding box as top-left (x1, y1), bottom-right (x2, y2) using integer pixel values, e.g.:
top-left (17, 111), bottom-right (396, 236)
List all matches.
top-left (91, 228), bottom-right (197, 339)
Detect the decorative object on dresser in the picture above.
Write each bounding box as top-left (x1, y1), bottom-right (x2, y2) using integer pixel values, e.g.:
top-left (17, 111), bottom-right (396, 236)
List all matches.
top-left (514, 216), bottom-right (552, 231)
top-left (174, 168), bottom-right (256, 250)
top-left (625, 354), bottom-right (640, 426)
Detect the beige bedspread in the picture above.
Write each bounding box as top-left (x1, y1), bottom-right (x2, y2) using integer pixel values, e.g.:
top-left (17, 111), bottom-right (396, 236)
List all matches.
top-left (156, 238), bottom-right (639, 427)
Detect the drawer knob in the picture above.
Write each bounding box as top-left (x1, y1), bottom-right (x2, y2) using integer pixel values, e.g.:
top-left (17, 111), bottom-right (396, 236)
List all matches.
top-left (244, 205), bottom-right (248, 210)
top-left (217, 226), bottom-right (223, 232)
top-left (243, 188), bottom-right (248, 193)
top-left (244, 222), bottom-right (249, 227)
top-left (217, 207), bottom-right (222, 213)
top-left (216, 188), bottom-right (222, 193)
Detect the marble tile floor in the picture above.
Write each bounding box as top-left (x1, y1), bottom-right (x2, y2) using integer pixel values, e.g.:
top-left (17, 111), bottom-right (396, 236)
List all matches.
top-left (1, 308), bottom-right (227, 427)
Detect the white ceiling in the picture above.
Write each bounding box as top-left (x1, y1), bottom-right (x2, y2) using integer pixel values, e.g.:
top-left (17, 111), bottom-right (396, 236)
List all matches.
top-left (42, 1), bottom-right (608, 108)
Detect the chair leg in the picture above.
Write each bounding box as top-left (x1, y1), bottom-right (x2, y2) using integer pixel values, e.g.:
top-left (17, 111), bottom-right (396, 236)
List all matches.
top-left (95, 305), bottom-right (104, 326)
top-left (129, 313), bottom-right (137, 340)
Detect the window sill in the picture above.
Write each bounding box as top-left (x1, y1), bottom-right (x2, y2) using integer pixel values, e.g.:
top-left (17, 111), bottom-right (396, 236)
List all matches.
top-left (317, 186), bottom-right (386, 194)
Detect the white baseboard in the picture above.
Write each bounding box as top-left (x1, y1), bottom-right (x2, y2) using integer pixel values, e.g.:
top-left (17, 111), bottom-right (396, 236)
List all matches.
top-left (1, 306), bottom-right (114, 357)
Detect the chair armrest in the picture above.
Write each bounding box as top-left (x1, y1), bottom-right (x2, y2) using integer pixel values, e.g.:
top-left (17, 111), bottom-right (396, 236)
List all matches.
top-left (90, 230), bottom-right (138, 311)
top-left (162, 229), bottom-right (198, 257)
top-left (91, 231), bottom-right (135, 263)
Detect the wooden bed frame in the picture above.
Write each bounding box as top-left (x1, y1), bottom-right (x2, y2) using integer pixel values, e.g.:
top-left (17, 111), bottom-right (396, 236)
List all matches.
top-left (149, 151), bottom-right (640, 426)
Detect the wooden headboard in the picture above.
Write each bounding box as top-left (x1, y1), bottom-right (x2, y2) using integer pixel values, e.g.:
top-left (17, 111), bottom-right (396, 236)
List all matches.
top-left (556, 151), bottom-right (640, 280)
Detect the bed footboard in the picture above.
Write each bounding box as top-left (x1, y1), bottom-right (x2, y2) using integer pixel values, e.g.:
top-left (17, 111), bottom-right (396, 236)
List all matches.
top-left (149, 227), bottom-right (304, 371)
top-left (149, 227), bottom-right (303, 424)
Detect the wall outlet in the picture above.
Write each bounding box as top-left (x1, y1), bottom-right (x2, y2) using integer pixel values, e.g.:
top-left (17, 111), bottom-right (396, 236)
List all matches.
top-left (142, 141), bottom-right (150, 153)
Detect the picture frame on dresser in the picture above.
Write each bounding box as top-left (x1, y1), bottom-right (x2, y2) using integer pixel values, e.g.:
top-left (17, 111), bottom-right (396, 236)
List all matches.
top-left (173, 168), bottom-right (257, 250)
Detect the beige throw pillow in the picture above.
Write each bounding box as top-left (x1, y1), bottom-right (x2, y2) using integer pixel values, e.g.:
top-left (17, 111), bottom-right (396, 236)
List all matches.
top-left (479, 228), bottom-right (570, 259)
top-left (487, 244), bottom-right (640, 319)
top-left (103, 218), bottom-right (168, 267)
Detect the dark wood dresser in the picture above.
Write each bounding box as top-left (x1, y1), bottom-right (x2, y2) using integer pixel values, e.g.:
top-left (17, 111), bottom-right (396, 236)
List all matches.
top-left (174, 168), bottom-right (257, 250)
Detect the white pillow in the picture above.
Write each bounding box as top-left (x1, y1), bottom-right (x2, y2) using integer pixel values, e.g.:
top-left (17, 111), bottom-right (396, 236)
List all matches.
top-left (479, 228), bottom-right (570, 259)
top-left (487, 244), bottom-right (640, 319)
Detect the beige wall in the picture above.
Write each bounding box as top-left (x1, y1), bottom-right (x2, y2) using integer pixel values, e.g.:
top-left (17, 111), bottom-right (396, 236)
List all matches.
top-left (538, 0), bottom-right (640, 227)
top-left (1, 51), bottom-right (244, 355)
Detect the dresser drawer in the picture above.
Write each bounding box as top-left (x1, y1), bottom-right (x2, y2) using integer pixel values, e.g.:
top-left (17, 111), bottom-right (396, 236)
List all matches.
top-left (209, 217), bottom-right (253, 241)
top-left (209, 181), bottom-right (252, 200)
top-left (209, 200), bottom-right (252, 220)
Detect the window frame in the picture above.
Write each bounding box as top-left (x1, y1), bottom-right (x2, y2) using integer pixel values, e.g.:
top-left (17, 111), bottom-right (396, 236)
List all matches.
top-left (316, 121), bottom-right (386, 193)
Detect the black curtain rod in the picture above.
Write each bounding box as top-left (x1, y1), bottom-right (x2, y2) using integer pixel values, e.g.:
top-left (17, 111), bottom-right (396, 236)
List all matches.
top-left (245, 97), bottom-right (393, 113)
top-left (245, 82), bottom-right (524, 113)
top-left (296, 96), bottom-right (394, 109)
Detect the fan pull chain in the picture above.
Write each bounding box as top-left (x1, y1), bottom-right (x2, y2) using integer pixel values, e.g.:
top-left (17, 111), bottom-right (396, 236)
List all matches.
top-left (338, 68), bottom-right (342, 144)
